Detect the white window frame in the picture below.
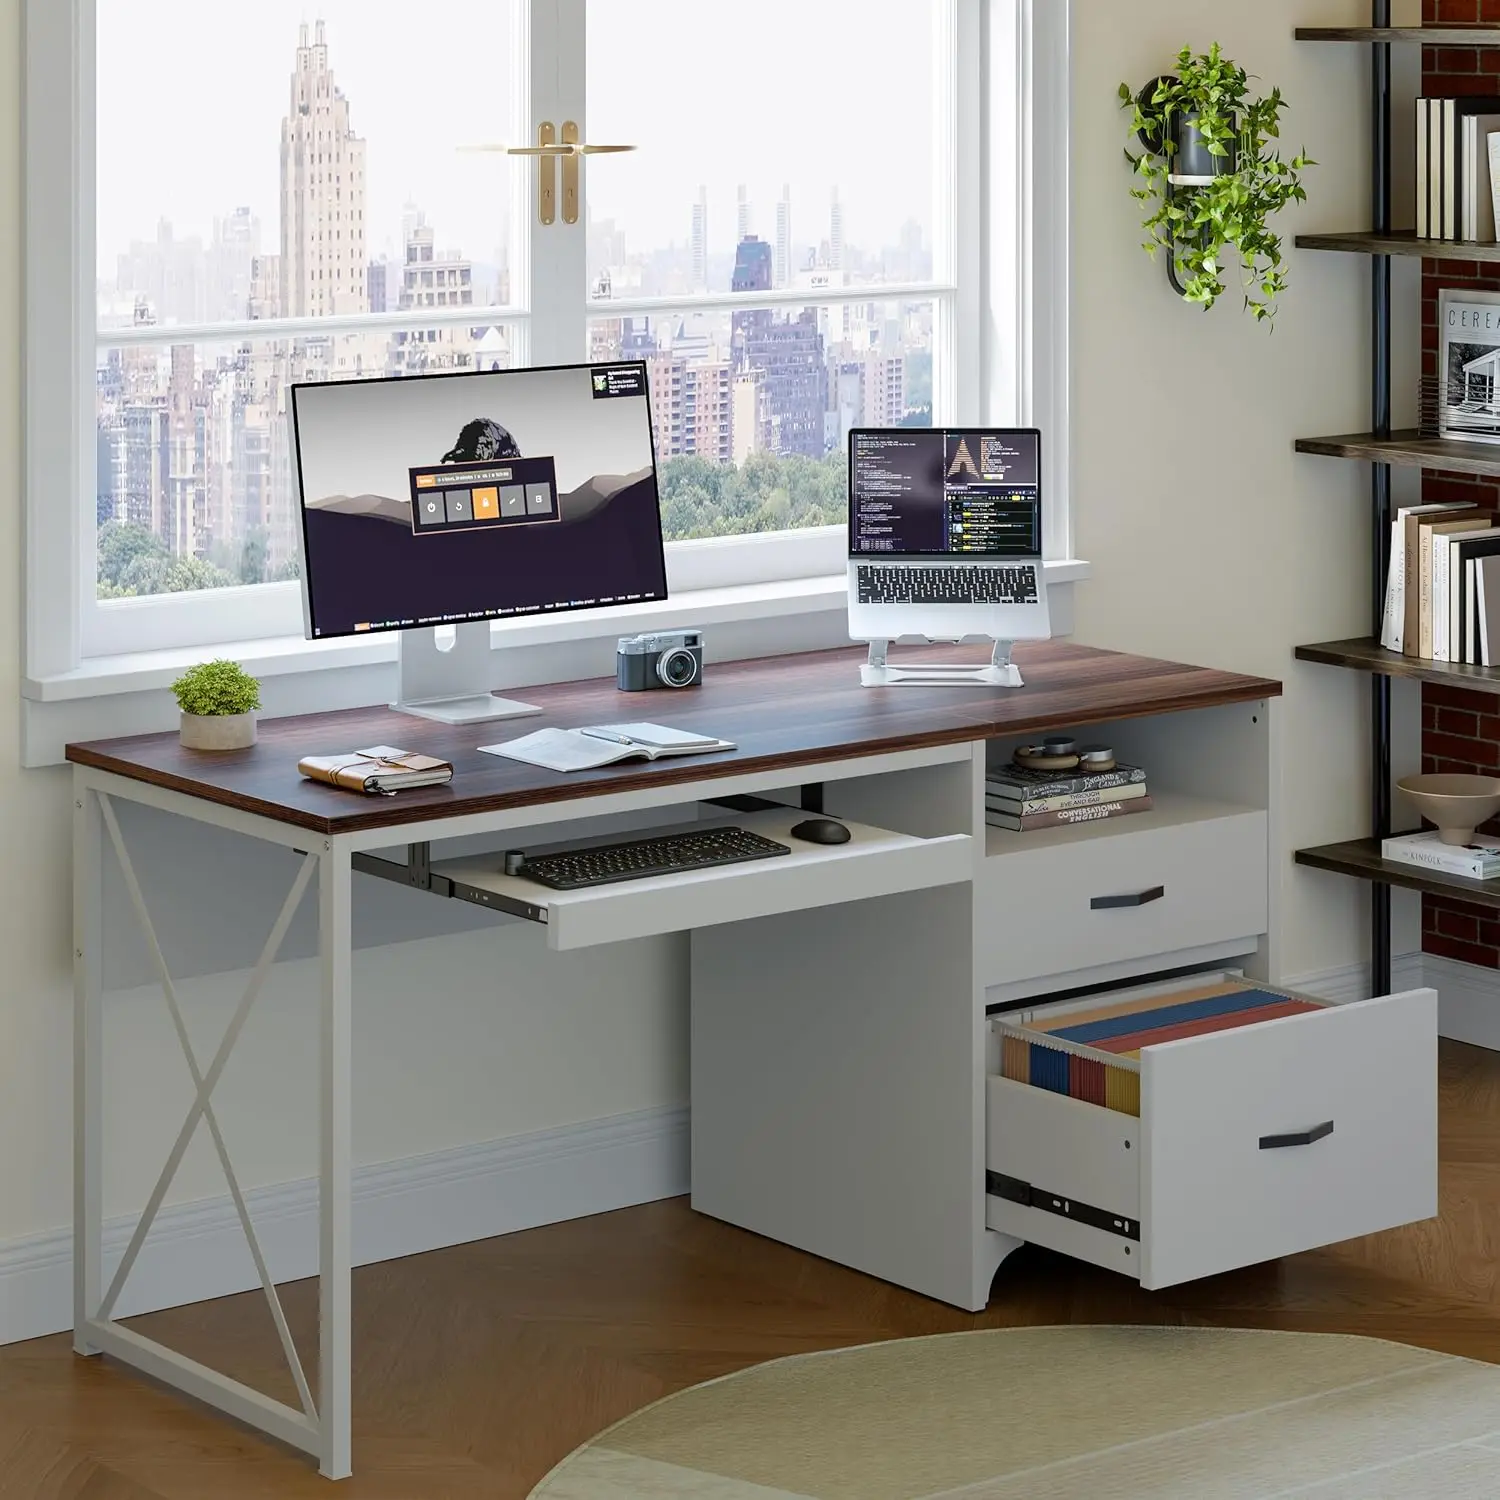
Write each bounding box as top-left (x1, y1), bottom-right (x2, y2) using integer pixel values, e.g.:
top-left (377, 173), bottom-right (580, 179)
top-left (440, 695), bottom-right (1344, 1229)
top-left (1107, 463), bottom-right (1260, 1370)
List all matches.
top-left (23, 0), bottom-right (1073, 690)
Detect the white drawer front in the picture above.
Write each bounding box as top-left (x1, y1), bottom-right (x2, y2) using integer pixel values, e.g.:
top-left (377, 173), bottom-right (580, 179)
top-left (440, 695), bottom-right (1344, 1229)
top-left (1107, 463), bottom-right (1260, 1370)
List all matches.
top-left (984, 986), bottom-right (1439, 1288)
top-left (976, 811), bottom-right (1268, 987)
top-left (1141, 988), bottom-right (1438, 1289)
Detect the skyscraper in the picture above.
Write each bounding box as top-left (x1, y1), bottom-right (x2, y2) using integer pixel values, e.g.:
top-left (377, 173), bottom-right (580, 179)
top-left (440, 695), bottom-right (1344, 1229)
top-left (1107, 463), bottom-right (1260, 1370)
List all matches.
top-left (829, 187), bottom-right (844, 272)
top-left (280, 21), bottom-right (368, 318)
top-left (775, 185), bottom-right (793, 290)
top-left (737, 184), bottom-right (751, 242)
top-left (730, 236), bottom-right (774, 362)
top-left (690, 185), bottom-right (709, 291)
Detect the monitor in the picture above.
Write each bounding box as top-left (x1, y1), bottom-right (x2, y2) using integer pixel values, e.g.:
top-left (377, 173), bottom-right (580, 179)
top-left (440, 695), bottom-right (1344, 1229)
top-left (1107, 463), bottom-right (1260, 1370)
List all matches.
top-left (847, 427), bottom-right (1042, 558)
top-left (291, 360), bottom-right (668, 723)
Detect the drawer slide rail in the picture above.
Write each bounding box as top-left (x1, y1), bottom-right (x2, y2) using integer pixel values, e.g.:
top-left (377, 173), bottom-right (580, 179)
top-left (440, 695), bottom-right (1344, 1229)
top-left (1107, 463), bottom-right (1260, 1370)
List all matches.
top-left (985, 1171), bottom-right (1141, 1241)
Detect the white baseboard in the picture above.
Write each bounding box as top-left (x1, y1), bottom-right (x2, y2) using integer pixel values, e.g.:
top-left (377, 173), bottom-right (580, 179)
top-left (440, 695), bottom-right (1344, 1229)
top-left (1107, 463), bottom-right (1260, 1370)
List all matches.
top-left (1285, 951), bottom-right (1427, 1006)
top-left (1422, 954), bottom-right (1500, 1051)
top-left (1285, 951), bottom-right (1500, 1049)
top-left (0, 1103), bottom-right (687, 1349)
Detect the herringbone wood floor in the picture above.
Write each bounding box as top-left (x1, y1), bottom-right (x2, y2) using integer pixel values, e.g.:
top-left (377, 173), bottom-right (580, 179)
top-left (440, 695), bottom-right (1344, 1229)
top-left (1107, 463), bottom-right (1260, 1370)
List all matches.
top-left (3, 1038), bottom-right (1498, 1499)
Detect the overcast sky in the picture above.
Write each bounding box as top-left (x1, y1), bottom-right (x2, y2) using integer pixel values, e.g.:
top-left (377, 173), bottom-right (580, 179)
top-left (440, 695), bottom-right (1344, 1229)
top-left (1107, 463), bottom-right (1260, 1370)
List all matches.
top-left (96, 2), bottom-right (937, 276)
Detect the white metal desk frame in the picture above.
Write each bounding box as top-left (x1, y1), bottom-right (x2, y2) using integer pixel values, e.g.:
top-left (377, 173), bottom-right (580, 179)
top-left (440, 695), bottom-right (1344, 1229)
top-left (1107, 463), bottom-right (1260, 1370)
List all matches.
top-left (72, 743), bottom-right (970, 1481)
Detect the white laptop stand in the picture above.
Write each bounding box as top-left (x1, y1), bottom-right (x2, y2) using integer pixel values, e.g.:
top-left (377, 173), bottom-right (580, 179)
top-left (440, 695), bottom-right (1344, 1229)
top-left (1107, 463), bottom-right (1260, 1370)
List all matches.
top-left (860, 639), bottom-right (1024, 689)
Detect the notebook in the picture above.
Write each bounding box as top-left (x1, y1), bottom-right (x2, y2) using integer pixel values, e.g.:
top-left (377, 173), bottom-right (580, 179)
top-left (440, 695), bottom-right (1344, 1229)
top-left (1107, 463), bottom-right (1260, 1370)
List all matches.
top-left (298, 746), bottom-right (454, 796)
top-left (480, 722), bottom-right (736, 773)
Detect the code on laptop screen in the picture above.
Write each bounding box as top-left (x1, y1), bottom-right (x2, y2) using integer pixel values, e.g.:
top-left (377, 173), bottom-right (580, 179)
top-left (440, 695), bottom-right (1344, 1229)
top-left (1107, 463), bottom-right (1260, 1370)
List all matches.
top-left (849, 428), bottom-right (1041, 557)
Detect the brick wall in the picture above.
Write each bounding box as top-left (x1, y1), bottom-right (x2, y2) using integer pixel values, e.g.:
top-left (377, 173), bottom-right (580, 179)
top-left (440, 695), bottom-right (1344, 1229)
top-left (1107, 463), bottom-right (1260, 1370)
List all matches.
top-left (1420, 2), bottom-right (1500, 965)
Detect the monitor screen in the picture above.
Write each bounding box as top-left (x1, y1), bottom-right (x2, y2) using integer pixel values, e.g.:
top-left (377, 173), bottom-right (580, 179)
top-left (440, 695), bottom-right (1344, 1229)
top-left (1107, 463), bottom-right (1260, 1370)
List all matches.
top-left (292, 361), bottom-right (669, 640)
top-left (847, 427), bottom-right (1042, 558)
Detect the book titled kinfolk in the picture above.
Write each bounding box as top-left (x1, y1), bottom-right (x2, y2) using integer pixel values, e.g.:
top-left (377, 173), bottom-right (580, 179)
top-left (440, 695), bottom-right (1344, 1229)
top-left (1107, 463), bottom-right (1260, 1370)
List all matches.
top-left (1382, 830), bottom-right (1500, 881)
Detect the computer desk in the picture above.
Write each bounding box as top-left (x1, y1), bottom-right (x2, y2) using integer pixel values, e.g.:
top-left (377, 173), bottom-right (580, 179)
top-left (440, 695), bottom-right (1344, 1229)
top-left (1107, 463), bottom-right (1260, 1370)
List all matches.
top-left (68, 640), bottom-right (1284, 1479)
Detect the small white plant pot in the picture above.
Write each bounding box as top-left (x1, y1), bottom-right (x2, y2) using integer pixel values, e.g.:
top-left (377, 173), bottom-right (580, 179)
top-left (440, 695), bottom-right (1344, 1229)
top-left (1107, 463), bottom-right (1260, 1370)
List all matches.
top-left (179, 711), bottom-right (257, 751)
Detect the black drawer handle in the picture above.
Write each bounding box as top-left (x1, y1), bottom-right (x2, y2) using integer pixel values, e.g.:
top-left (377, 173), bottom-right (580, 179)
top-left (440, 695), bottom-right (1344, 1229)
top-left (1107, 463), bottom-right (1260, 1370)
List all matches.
top-left (1259, 1120), bottom-right (1334, 1150)
top-left (1090, 885), bottom-right (1165, 910)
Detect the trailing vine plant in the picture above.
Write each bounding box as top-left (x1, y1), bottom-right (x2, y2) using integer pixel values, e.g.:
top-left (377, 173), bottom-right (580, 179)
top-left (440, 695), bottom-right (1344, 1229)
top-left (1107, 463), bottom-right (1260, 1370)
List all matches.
top-left (1120, 44), bottom-right (1314, 323)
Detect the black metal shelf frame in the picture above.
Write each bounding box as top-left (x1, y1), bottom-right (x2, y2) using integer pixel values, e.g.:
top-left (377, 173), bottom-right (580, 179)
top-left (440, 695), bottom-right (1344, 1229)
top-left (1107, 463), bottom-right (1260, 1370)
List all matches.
top-left (1369, 1), bottom-right (1394, 993)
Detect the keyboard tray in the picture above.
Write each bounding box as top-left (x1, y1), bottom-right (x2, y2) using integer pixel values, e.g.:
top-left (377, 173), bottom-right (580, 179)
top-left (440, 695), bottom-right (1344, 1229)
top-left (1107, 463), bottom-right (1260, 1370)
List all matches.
top-left (431, 807), bottom-right (972, 951)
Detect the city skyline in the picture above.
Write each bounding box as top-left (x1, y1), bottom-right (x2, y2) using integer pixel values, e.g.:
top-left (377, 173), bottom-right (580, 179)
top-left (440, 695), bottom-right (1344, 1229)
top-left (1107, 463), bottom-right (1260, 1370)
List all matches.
top-left (94, 13), bottom-right (937, 603)
top-left (96, 2), bottom-right (939, 290)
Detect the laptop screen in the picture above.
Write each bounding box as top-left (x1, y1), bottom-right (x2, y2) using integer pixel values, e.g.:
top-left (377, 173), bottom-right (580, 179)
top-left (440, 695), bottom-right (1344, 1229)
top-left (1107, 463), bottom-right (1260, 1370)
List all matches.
top-left (847, 428), bottom-right (1042, 558)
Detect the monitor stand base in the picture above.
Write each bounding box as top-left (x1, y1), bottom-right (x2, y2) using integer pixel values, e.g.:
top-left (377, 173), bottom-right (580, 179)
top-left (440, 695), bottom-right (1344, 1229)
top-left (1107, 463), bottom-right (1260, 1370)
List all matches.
top-left (859, 639), bottom-right (1024, 689)
top-left (390, 623), bottom-right (543, 725)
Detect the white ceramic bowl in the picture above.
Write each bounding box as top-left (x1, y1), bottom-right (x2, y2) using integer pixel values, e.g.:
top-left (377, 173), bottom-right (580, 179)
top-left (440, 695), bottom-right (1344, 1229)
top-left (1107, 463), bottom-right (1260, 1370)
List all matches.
top-left (1397, 773), bottom-right (1500, 846)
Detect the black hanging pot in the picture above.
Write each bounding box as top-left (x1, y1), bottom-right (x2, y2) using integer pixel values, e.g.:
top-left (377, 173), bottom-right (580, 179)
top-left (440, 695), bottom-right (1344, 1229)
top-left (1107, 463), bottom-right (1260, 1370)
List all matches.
top-left (1136, 75), bottom-right (1237, 181)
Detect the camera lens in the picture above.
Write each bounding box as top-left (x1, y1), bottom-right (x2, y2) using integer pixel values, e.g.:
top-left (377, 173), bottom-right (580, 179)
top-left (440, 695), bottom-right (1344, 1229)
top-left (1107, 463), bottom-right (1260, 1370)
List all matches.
top-left (656, 648), bottom-right (697, 687)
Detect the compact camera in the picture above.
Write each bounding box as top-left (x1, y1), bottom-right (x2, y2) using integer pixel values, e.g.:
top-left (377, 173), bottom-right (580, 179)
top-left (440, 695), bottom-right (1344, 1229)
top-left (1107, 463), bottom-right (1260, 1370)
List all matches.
top-left (616, 629), bottom-right (705, 691)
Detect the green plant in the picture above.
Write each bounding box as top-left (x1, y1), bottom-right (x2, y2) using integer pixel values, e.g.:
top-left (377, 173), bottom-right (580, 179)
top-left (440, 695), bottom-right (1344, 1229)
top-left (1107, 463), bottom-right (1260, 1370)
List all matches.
top-left (170, 659), bottom-right (262, 717)
top-left (1120, 44), bottom-right (1314, 322)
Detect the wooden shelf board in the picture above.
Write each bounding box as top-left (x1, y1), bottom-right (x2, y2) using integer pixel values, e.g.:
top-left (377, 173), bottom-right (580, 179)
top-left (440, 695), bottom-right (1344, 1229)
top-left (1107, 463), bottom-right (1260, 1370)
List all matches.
top-left (1296, 838), bottom-right (1500, 909)
top-left (1297, 27), bottom-right (1500, 44)
top-left (1295, 431), bottom-right (1500, 477)
top-left (1296, 230), bottom-right (1500, 262)
top-left (1295, 637), bottom-right (1500, 694)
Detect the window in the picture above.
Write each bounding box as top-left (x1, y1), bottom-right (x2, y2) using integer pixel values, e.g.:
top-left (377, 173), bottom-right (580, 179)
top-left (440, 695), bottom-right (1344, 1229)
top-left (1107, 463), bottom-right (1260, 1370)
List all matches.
top-left (24, 0), bottom-right (1068, 680)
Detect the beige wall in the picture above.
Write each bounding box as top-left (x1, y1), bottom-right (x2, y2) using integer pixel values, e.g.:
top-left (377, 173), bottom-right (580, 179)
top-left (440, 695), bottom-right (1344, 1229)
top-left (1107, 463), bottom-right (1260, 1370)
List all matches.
top-left (1070, 0), bottom-right (1395, 977)
top-left (0, 0), bottom-right (1400, 1265)
top-left (0, 0), bottom-right (81, 1239)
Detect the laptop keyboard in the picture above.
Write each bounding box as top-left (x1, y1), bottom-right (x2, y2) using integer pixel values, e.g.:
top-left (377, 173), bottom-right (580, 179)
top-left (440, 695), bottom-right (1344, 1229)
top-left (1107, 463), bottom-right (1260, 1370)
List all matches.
top-left (856, 564), bottom-right (1040, 606)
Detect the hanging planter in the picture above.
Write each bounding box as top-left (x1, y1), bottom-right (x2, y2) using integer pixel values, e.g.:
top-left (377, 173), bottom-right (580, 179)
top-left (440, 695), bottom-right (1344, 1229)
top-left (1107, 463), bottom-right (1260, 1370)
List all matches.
top-left (1121, 45), bottom-right (1313, 323)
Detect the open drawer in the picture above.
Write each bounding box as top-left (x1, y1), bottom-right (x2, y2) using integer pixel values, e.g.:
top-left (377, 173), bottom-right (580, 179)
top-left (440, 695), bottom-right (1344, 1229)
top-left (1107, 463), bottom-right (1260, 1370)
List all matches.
top-left (986, 980), bottom-right (1438, 1288)
top-left (432, 807), bottom-right (972, 950)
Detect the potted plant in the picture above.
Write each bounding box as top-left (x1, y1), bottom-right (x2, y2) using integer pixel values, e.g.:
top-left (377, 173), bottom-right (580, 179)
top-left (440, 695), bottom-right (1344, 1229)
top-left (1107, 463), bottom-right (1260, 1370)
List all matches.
top-left (171, 659), bottom-right (262, 750)
top-left (1120, 44), bottom-right (1314, 322)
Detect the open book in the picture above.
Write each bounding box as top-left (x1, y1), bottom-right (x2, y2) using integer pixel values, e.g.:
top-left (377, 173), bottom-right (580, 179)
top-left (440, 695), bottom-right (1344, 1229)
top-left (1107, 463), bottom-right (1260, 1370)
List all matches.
top-left (480, 722), bottom-right (736, 773)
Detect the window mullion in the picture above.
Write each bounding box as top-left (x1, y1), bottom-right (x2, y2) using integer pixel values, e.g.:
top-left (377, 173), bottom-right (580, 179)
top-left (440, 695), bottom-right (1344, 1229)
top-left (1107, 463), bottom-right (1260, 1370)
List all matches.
top-left (528, 0), bottom-right (586, 366)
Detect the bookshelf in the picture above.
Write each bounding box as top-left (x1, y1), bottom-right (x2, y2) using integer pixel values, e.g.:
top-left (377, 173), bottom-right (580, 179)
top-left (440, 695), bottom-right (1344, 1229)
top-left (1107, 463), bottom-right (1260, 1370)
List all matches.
top-left (1297, 229), bottom-right (1500, 261)
top-left (1296, 838), bottom-right (1500, 907)
top-left (1295, 637), bottom-right (1500, 693)
top-left (1292, 11), bottom-right (1500, 991)
top-left (1296, 27), bottom-right (1500, 43)
top-left (1295, 432), bottom-right (1500, 476)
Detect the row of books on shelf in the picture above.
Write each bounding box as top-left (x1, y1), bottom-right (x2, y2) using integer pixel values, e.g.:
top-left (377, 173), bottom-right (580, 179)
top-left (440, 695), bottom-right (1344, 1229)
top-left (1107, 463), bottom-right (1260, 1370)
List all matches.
top-left (1416, 95), bottom-right (1500, 242)
top-left (1379, 500), bottom-right (1500, 665)
top-left (986, 760), bottom-right (1150, 832)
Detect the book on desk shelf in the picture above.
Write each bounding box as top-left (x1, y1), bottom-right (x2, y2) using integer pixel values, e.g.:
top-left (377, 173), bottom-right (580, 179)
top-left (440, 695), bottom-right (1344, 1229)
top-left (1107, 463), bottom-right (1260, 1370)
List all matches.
top-left (986, 794), bottom-right (1153, 833)
top-left (298, 746), bottom-right (454, 796)
top-left (985, 761), bottom-right (1146, 799)
top-left (480, 722), bottom-right (736, 773)
top-left (985, 781), bottom-right (1149, 817)
top-left (1382, 830), bottom-right (1500, 881)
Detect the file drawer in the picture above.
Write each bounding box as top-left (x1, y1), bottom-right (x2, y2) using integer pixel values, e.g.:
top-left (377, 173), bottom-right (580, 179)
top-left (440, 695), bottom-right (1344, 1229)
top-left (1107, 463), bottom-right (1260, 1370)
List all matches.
top-left (986, 984), bottom-right (1438, 1288)
top-left (976, 805), bottom-right (1268, 989)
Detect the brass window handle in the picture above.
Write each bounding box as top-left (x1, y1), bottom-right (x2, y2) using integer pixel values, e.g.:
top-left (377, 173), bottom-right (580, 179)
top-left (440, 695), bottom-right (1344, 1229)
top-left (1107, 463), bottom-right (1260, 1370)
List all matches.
top-left (463, 122), bottom-right (635, 225)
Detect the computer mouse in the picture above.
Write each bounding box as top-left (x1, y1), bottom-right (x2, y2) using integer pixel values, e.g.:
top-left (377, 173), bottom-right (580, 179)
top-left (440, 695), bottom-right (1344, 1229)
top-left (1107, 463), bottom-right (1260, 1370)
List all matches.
top-left (791, 817), bottom-right (852, 846)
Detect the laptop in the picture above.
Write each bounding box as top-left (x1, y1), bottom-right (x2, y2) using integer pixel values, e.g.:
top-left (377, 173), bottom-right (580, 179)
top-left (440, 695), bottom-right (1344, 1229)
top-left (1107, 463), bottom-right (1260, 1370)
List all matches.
top-left (847, 427), bottom-right (1051, 644)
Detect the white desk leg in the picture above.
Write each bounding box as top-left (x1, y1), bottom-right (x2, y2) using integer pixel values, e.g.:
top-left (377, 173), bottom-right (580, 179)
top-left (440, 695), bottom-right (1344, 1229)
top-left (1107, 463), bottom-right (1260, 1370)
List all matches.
top-left (319, 840), bottom-right (354, 1481)
top-left (72, 781), bottom-right (103, 1356)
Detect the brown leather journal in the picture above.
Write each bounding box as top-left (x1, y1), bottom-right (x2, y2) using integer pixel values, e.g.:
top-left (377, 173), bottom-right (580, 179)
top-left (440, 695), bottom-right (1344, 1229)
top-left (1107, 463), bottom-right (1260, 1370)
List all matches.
top-left (298, 745), bottom-right (453, 796)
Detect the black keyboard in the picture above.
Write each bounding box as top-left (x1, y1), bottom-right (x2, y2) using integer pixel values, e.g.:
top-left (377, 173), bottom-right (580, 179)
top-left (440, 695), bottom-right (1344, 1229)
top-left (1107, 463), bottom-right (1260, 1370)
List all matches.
top-left (857, 563), bottom-right (1039, 606)
top-left (515, 826), bottom-right (792, 890)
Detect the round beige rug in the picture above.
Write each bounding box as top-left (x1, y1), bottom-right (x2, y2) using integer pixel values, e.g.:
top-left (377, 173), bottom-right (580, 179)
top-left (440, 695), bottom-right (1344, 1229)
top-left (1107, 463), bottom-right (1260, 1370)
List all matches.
top-left (529, 1325), bottom-right (1500, 1499)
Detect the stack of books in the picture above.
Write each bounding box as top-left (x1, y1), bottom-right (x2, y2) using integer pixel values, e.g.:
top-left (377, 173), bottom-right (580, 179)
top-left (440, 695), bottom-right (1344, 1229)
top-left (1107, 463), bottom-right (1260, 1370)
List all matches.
top-left (1379, 501), bottom-right (1500, 664)
top-left (1416, 96), bottom-right (1500, 241)
top-left (1383, 830), bottom-right (1500, 882)
top-left (986, 760), bottom-right (1151, 832)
